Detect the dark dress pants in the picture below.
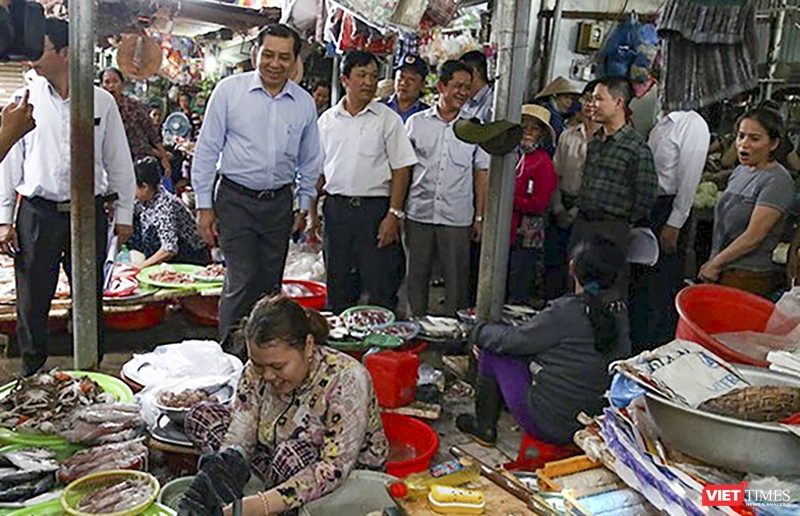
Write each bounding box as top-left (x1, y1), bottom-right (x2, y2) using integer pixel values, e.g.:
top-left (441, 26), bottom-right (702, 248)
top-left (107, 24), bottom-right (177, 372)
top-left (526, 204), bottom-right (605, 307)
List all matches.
top-left (630, 196), bottom-right (687, 352)
top-left (323, 196), bottom-right (405, 313)
top-left (215, 180), bottom-right (293, 349)
top-left (405, 220), bottom-right (471, 316)
top-left (15, 197), bottom-right (108, 374)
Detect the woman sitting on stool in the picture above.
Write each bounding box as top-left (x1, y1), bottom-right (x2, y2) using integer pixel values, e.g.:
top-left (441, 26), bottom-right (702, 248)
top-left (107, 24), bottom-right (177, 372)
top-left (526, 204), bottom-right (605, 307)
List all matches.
top-left (457, 236), bottom-right (631, 445)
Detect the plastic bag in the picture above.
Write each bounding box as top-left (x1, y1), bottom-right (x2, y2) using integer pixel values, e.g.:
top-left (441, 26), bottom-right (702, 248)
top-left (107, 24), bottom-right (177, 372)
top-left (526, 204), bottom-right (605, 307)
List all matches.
top-left (766, 288), bottom-right (800, 334)
top-left (390, 0), bottom-right (428, 29)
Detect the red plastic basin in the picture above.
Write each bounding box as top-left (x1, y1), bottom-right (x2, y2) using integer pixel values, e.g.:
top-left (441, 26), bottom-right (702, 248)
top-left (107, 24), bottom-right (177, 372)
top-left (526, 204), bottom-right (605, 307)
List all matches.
top-left (282, 280), bottom-right (327, 311)
top-left (180, 280), bottom-right (327, 328)
top-left (180, 296), bottom-right (219, 327)
top-left (674, 284), bottom-right (788, 367)
top-left (105, 303), bottom-right (166, 331)
top-left (381, 413), bottom-right (439, 478)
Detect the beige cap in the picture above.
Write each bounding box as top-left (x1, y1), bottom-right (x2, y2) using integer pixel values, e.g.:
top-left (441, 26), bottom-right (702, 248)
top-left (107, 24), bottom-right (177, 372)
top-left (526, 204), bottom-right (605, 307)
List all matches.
top-left (521, 104), bottom-right (556, 142)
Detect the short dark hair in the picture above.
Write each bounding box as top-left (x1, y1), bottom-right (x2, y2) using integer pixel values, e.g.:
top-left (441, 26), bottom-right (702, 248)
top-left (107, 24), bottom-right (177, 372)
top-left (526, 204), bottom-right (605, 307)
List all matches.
top-left (312, 79), bottom-right (331, 93)
top-left (582, 79), bottom-right (599, 97)
top-left (597, 76), bottom-right (633, 106)
top-left (45, 18), bottom-right (68, 51)
top-left (134, 157), bottom-right (162, 189)
top-left (257, 23), bottom-right (301, 58)
top-left (342, 51), bottom-right (379, 78)
top-left (439, 60), bottom-right (472, 86)
top-left (460, 50), bottom-right (488, 83)
top-left (100, 67), bottom-right (124, 83)
top-left (179, 91), bottom-right (192, 101)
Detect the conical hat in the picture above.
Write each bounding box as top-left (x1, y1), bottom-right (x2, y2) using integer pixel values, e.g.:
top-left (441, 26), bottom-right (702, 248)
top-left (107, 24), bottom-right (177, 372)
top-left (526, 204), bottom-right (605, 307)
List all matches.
top-left (117, 34), bottom-right (162, 81)
top-left (535, 76), bottom-right (581, 99)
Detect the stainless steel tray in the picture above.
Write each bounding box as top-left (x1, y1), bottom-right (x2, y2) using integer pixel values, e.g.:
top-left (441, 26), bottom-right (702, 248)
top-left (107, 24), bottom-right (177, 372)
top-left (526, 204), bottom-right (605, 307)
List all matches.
top-left (645, 365), bottom-right (800, 476)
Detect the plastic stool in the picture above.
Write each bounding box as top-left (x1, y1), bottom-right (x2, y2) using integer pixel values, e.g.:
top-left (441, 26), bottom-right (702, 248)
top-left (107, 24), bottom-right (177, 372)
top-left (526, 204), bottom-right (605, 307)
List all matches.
top-left (504, 432), bottom-right (580, 471)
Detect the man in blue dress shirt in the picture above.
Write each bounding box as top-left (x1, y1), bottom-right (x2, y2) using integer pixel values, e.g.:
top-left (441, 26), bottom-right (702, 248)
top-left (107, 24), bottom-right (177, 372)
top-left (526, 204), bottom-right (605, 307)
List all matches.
top-left (191, 24), bottom-right (322, 350)
top-left (381, 54), bottom-right (429, 123)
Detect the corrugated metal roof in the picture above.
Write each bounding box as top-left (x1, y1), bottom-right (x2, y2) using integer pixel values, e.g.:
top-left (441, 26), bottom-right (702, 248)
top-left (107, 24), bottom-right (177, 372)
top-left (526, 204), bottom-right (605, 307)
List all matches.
top-left (757, 0), bottom-right (800, 64)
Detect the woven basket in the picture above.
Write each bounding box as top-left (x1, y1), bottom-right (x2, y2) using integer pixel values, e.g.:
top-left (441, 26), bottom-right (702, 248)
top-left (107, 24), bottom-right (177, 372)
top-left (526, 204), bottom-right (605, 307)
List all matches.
top-left (61, 470), bottom-right (160, 516)
top-left (698, 386), bottom-right (800, 422)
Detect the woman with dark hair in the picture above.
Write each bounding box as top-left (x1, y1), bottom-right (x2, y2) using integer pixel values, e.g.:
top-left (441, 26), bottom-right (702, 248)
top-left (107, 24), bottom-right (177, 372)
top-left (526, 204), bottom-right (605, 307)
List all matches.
top-left (180, 295), bottom-right (387, 515)
top-left (700, 108), bottom-right (795, 296)
top-left (457, 236), bottom-right (631, 446)
top-left (128, 157), bottom-right (209, 268)
top-left (100, 67), bottom-right (172, 176)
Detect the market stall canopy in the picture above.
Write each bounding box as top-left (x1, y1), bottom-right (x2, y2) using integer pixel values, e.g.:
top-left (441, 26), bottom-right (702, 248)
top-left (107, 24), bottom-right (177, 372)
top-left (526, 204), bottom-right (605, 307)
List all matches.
top-left (150, 0), bottom-right (280, 37)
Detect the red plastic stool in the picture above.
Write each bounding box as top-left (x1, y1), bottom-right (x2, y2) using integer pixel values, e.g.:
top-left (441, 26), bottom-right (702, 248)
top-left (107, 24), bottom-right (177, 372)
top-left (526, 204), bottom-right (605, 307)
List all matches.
top-left (503, 432), bottom-right (580, 471)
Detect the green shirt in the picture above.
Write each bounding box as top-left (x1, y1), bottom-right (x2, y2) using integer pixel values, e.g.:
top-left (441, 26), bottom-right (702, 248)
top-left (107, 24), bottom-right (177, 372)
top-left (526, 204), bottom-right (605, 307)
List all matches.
top-left (578, 124), bottom-right (659, 222)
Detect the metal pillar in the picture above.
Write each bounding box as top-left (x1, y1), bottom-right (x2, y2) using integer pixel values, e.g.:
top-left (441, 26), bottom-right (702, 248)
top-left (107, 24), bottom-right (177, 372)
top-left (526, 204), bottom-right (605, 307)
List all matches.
top-left (70, 0), bottom-right (98, 369)
top-left (544, 0), bottom-right (564, 84)
top-left (476, 0), bottom-right (531, 322)
top-left (764, 0), bottom-right (788, 99)
top-left (331, 55), bottom-right (341, 105)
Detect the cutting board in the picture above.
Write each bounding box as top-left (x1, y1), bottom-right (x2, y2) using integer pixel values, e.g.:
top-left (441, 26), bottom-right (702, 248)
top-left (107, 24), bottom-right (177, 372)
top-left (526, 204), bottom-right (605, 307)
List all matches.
top-left (396, 475), bottom-right (531, 515)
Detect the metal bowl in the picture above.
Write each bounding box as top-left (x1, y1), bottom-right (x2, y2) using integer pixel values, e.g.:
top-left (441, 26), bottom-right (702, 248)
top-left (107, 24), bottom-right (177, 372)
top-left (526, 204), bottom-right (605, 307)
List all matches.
top-left (645, 365), bottom-right (800, 476)
top-left (155, 384), bottom-right (235, 427)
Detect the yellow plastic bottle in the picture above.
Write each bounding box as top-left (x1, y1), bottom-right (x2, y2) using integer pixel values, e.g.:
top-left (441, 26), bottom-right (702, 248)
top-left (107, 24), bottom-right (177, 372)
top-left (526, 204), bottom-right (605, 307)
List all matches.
top-left (388, 458), bottom-right (481, 500)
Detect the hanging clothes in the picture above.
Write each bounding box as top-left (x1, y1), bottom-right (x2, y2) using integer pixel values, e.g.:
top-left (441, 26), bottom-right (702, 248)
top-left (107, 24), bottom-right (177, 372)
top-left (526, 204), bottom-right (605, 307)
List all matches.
top-left (658, 0), bottom-right (759, 111)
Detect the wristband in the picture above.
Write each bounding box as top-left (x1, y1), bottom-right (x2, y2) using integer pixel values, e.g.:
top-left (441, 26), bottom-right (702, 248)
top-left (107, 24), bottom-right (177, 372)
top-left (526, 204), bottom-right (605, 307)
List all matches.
top-left (475, 215), bottom-right (484, 223)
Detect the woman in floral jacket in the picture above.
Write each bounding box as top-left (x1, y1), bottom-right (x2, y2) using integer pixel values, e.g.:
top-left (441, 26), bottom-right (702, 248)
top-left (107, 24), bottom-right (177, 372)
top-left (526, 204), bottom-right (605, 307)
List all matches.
top-left (180, 296), bottom-right (387, 515)
top-left (508, 104), bottom-right (558, 305)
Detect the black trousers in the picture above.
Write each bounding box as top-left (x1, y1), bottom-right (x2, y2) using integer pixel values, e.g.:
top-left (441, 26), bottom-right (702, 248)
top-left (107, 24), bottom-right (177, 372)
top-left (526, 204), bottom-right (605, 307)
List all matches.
top-left (630, 196), bottom-right (688, 352)
top-left (323, 196), bottom-right (405, 313)
top-left (15, 197), bottom-right (107, 371)
top-left (215, 179), bottom-right (293, 348)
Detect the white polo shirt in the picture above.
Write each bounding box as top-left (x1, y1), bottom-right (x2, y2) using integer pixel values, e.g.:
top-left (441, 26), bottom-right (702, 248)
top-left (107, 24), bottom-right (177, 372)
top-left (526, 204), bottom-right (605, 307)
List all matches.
top-left (318, 100), bottom-right (417, 197)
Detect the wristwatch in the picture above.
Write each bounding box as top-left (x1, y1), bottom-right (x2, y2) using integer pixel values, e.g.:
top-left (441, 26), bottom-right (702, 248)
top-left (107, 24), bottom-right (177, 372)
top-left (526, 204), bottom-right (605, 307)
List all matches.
top-left (389, 208), bottom-right (406, 220)
top-left (475, 215), bottom-right (484, 223)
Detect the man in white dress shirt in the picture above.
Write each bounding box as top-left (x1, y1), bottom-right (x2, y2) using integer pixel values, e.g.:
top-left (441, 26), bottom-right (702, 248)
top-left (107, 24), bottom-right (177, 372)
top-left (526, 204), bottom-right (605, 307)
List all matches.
top-left (317, 50), bottom-right (417, 313)
top-left (405, 60), bottom-right (489, 316)
top-left (0, 18), bottom-right (135, 375)
top-left (630, 108), bottom-right (710, 350)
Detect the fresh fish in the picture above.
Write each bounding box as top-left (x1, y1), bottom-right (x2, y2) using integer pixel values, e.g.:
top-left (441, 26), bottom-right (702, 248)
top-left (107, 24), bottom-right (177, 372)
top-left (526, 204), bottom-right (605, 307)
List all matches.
top-left (0, 469), bottom-right (51, 489)
top-left (0, 473), bottom-right (53, 501)
top-left (1, 449), bottom-right (58, 472)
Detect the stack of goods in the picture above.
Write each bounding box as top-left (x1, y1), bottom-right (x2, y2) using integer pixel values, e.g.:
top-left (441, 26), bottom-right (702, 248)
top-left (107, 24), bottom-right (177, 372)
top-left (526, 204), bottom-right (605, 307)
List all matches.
top-left (536, 455), bottom-right (654, 515)
top-left (572, 340), bottom-right (800, 515)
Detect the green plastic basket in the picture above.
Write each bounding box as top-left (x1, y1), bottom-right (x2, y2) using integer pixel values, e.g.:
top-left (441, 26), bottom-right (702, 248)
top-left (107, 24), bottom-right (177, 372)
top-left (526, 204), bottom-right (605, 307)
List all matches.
top-left (61, 470), bottom-right (159, 516)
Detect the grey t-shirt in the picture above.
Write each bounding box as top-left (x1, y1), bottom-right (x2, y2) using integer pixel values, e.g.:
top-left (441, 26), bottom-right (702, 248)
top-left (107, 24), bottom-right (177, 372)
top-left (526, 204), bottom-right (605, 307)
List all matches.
top-left (712, 163), bottom-right (795, 271)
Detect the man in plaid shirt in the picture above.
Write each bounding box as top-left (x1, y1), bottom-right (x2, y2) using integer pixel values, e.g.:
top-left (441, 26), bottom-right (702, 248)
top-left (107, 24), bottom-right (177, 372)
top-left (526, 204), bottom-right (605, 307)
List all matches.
top-left (570, 76), bottom-right (658, 293)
